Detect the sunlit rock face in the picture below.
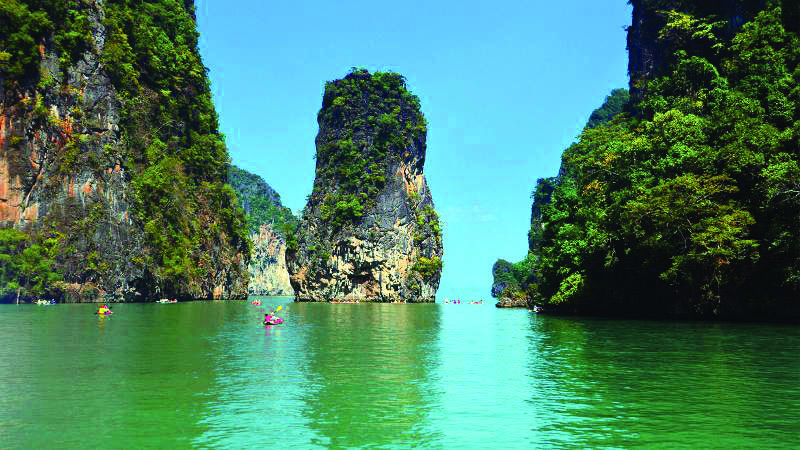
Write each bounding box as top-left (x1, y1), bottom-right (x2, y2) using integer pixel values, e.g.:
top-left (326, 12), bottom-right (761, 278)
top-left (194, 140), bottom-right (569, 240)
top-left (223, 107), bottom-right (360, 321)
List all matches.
top-left (248, 225), bottom-right (293, 296)
top-left (0, 9), bottom-right (146, 302)
top-left (287, 70), bottom-right (443, 302)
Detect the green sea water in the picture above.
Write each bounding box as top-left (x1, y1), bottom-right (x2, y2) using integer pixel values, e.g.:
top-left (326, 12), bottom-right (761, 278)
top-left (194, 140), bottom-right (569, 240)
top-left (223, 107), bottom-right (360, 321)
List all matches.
top-left (1, 298), bottom-right (798, 448)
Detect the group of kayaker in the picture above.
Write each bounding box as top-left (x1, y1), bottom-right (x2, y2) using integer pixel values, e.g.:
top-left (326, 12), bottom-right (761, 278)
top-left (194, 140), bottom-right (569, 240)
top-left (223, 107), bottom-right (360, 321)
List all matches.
top-left (443, 298), bottom-right (484, 304)
top-left (92, 301), bottom-right (287, 327)
top-left (91, 300), bottom-right (288, 326)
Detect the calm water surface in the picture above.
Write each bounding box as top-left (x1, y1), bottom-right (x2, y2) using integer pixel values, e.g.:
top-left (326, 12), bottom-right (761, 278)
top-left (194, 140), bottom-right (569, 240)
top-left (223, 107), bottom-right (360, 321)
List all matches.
top-left (1, 298), bottom-right (798, 448)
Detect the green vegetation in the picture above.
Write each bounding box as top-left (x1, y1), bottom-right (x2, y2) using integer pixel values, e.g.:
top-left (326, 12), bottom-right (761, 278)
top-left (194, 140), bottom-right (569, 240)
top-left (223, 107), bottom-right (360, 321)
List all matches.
top-left (492, 256), bottom-right (536, 299)
top-left (282, 222), bottom-right (299, 252)
top-left (228, 165), bottom-right (297, 237)
top-left (498, 2), bottom-right (800, 318)
top-left (314, 69), bottom-right (427, 229)
top-left (411, 256), bottom-right (443, 281)
top-left (0, 228), bottom-right (63, 302)
top-left (586, 89), bottom-right (630, 129)
top-left (0, 0), bottom-right (94, 81)
top-left (414, 204), bottom-right (442, 245)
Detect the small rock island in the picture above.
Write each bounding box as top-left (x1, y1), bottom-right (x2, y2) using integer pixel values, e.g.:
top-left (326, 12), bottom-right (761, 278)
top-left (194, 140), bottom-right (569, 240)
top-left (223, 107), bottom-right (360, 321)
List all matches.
top-left (287, 69), bottom-right (443, 302)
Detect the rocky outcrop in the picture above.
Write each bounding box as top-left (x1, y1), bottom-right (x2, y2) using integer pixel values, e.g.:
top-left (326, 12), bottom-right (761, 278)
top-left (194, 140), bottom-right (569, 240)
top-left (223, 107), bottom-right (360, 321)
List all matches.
top-left (227, 165), bottom-right (296, 296)
top-left (248, 224), bottom-right (293, 296)
top-left (490, 260), bottom-right (515, 298)
top-left (490, 259), bottom-right (532, 308)
top-left (287, 70), bottom-right (443, 302)
top-left (495, 298), bottom-right (528, 308)
top-left (0, 1), bottom-right (249, 301)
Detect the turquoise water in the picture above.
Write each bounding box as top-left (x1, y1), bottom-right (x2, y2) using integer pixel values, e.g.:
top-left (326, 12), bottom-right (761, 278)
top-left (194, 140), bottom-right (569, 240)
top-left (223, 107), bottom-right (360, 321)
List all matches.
top-left (1, 298), bottom-right (798, 448)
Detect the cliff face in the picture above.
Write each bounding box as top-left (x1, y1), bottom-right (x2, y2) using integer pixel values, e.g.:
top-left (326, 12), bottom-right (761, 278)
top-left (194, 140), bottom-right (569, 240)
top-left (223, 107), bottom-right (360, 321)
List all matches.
top-left (228, 165), bottom-right (295, 296)
top-left (287, 70), bottom-right (443, 302)
top-left (0, 1), bottom-right (249, 301)
top-left (248, 225), bottom-right (292, 295)
top-left (1, 10), bottom-right (142, 302)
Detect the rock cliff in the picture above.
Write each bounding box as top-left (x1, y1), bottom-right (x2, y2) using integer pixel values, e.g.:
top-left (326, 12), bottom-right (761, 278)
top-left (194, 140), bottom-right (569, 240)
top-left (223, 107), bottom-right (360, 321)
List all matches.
top-left (287, 69), bottom-right (443, 302)
top-left (0, 1), bottom-right (249, 301)
top-left (248, 225), bottom-right (292, 296)
top-left (228, 165), bottom-right (295, 296)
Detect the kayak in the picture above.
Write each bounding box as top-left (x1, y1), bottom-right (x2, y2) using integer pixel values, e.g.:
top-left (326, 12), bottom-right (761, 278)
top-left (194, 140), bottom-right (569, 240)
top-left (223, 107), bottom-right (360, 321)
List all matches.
top-left (264, 318), bottom-right (284, 326)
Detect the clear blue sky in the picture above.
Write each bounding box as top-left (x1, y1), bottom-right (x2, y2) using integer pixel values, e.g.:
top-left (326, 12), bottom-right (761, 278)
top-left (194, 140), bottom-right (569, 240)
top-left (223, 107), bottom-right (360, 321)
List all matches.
top-left (195, 0), bottom-right (632, 300)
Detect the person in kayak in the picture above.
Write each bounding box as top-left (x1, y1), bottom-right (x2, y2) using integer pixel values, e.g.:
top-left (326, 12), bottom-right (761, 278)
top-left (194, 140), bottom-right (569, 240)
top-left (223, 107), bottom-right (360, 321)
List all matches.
top-left (264, 312), bottom-right (285, 325)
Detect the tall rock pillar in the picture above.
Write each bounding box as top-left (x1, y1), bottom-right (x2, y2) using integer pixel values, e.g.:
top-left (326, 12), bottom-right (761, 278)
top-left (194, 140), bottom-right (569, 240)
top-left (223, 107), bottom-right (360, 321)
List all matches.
top-left (287, 70), bottom-right (443, 302)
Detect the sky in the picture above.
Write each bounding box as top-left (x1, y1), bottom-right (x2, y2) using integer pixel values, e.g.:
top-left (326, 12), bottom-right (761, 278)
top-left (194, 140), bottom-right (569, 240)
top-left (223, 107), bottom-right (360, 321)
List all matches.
top-left (194, 0), bottom-right (633, 300)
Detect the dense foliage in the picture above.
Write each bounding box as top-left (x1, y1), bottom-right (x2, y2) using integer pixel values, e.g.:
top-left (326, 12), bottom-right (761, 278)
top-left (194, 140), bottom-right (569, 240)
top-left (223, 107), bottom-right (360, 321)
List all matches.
top-left (0, 228), bottom-right (62, 302)
top-left (0, 0), bottom-right (94, 81)
top-left (586, 89), bottom-right (630, 129)
top-left (498, 2), bottom-right (800, 318)
top-left (1, 0), bottom-right (250, 298)
top-left (228, 165), bottom-right (297, 238)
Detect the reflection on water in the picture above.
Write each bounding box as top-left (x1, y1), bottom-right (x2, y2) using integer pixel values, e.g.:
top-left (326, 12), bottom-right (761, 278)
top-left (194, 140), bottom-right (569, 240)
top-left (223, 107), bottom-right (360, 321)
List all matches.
top-left (297, 303), bottom-right (441, 447)
top-left (0, 300), bottom-right (798, 448)
top-left (526, 316), bottom-right (800, 447)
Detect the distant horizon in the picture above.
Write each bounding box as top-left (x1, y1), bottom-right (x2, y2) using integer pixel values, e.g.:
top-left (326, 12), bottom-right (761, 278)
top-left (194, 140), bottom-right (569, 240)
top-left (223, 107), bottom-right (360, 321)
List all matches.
top-left (196, 0), bottom-right (632, 299)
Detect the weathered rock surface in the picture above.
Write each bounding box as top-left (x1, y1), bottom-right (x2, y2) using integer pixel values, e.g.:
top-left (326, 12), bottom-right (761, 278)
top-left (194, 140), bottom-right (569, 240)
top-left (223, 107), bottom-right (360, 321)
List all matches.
top-left (248, 224), bottom-right (293, 296)
top-left (0, 1), bottom-right (248, 301)
top-left (0, 8), bottom-right (144, 302)
top-left (287, 70), bottom-right (443, 302)
top-left (495, 298), bottom-right (528, 308)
